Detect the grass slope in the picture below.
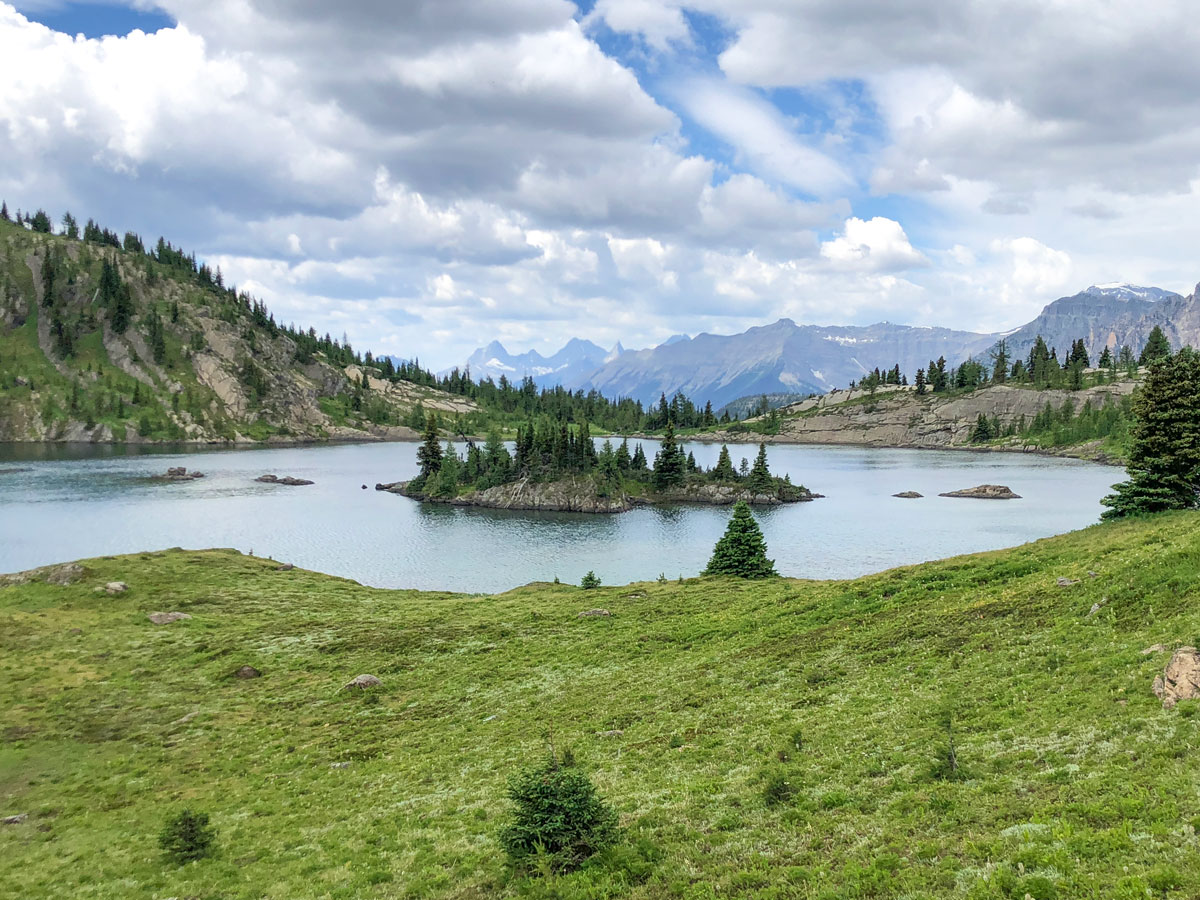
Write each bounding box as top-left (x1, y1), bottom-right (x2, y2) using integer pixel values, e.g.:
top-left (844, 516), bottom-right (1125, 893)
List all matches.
top-left (2, 516), bottom-right (1200, 898)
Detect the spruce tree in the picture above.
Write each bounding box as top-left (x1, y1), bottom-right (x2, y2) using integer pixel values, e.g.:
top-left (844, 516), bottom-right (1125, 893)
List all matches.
top-left (915, 367), bottom-right (927, 395)
top-left (1102, 348), bottom-right (1200, 518)
top-left (747, 443), bottom-right (773, 494)
top-left (0, 201), bottom-right (8, 222)
top-left (1138, 326), bottom-right (1171, 366)
top-left (991, 339), bottom-right (1009, 384)
top-left (416, 414), bottom-right (443, 479)
top-left (703, 501), bottom-right (777, 578)
top-left (652, 422), bottom-right (686, 489)
top-left (712, 444), bottom-right (737, 481)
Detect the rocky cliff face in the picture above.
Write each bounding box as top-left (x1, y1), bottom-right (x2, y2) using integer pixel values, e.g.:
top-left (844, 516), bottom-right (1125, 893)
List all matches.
top-left (701, 382), bottom-right (1136, 457)
top-left (0, 222), bottom-right (473, 443)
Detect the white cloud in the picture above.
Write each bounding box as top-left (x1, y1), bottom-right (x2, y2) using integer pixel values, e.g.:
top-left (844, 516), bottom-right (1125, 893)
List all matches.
top-left (584, 0), bottom-right (691, 51)
top-left (820, 217), bottom-right (927, 272)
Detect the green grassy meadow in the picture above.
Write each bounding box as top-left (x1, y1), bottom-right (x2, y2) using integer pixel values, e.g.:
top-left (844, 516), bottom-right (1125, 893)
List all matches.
top-left (3, 513), bottom-right (1200, 898)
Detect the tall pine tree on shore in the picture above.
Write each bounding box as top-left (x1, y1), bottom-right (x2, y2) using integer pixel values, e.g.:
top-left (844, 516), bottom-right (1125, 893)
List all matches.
top-left (703, 501), bottom-right (777, 578)
top-left (1102, 348), bottom-right (1200, 518)
top-left (416, 414), bottom-right (443, 480)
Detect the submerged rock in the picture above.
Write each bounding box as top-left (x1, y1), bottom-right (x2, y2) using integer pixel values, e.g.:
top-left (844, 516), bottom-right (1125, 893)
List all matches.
top-left (255, 474), bottom-right (314, 486)
top-left (152, 466), bottom-right (204, 481)
top-left (1153, 647), bottom-right (1200, 709)
top-left (893, 491), bottom-right (923, 498)
top-left (938, 484), bottom-right (1021, 500)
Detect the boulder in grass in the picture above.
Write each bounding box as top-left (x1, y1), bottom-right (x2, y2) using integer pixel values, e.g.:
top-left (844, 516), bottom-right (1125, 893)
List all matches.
top-left (577, 609), bottom-right (612, 618)
top-left (105, 581), bottom-right (128, 594)
top-left (2, 813), bottom-right (28, 825)
top-left (235, 665), bottom-right (261, 679)
top-left (344, 674), bottom-right (381, 690)
top-left (147, 611), bottom-right (192, 625)
top-left (1153, 647), bottom-right (1200, 710)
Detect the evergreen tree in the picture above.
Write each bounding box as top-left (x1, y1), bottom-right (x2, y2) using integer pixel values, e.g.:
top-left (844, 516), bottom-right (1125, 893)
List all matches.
top-left (432, 442), bottom-right (460, 497)
top-left (40, 251), bottom-right (55, 307)
top-left (1097, 346), bottom-right (1113, 370)
top-left (1139, 325), bottom-right (1171, 366)
top-left (111, 283), bottom-right (134, 334)
top-left (631, 443), bottom-right (648, 472)
top-left (915, 367), bottom-right (927, 395)
top-left (747, 442), bottom-right (773, 494)
top-left (29, 209), bottom-right (52, 233)
top-left (615, 437), bottom-right (631, 472)
top-left (416, 414), bottom-right (444, 479)
top-left (703, 501), bottom-right (777, 578)
top-left (61, 211), bottom-right (79, 239)
top-left (652, 422), bottom-right (686, 489)
top-left (712, 444), bottom-right (737, 481)
top-left (1102, 348), bottom-right (1200, 518)
top-left (969, 413), bottom-right (994, 443)
top-left (991, 339), bottom-right (1010, 384)
top-left (0, 201), bottom-right (8, 222)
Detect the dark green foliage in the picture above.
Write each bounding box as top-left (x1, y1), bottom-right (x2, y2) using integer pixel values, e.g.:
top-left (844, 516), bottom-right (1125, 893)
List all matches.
top-left (651, 422), bottom-right (686, 489)
top-left (747, 443), bottom-right (773, 494)
top-left (762, 771), bottom-right (796, 807)
top-left (703, 501), bottom-right (777, 578)
top-left (712, 444), bottom-right (736, 481)
top-left (969, 413), bottom-right (994, 443)
top-left (158, 808), bottom-right (216, 864)
top-left (1139, 325), bottom-right (1172, 366)
top-left (580, 571), bottom-right (601, 589)
top-left (1103, 348), bottom-right (1200, 519)
top-left (416, 414), bottom-right (443, 480)
top-left (499, 754), bottom-right (618, 872)
top-left (28, 209), bottom-right (52, 233)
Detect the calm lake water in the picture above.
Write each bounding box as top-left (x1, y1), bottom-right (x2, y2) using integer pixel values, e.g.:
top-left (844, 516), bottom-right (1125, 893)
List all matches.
top-left (0, 440), bottom-right (1120, 592)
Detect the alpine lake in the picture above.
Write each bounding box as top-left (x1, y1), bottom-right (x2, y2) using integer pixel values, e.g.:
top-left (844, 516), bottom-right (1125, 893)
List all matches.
top-left (0, 439), bottom-right (1120, 592)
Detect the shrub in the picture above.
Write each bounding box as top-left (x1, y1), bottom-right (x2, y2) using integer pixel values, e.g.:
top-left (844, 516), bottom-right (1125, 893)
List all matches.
top-left (580, 571), bottom-right (601, 590)
top-left (762, 771), bottom-right (796, 807)
top-left (499, 754), bottom-right (618, 872)
top-left (158, 808), bottom-right (216, 863)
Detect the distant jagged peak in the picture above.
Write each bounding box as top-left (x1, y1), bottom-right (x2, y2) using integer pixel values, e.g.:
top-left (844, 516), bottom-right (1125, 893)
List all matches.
top-left (1081, 283), bottom-right (1179, 302)
top-left (657, 333), bottom-right (691, 348)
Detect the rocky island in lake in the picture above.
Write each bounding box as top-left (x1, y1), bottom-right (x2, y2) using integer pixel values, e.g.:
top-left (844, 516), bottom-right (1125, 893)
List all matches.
top-left (377, 418), bottom-right (818, 513)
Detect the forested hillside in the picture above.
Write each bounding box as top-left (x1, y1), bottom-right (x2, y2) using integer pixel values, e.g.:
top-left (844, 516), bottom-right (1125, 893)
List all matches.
top-left (0, 209), bottom-right (475, 443)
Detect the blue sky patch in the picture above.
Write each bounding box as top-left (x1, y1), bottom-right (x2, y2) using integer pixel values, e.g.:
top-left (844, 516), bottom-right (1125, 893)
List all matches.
top-left (16, 1), bottom-right (175, 38)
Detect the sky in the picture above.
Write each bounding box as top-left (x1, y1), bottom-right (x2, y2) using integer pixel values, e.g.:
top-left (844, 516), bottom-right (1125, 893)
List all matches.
top-left (4, 1), bottom-right (1200, 369)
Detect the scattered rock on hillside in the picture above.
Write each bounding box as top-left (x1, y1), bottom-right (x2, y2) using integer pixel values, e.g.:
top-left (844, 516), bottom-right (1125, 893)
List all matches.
top-left (147, 611), bottom-right (192, 625)
top-left (595, 729), bottom-right (624, 737)
top-left (1087, 596), bottom-right (1108, 617)
top-left (344, 674), bottom-right (381, 690)
top-left (893, 491), bottom-right (923, 498)
top-left (277, 563), bottom-right (295, 571)
top-left (578, 609), bottom-right (612, 618)
top-left (938, 484), bottom-right (1021, 499)
top-left (255, 474), bottom-right (314, 486)
top-left (1152, 647), bottom-right (1200, 709)
top-left (235, 665), bottom-right (261, 679)
top-left (1142, 644), bottom-right (1168, 655)
top-left (45, 563), bottom-right (85, 585)
top-left (153, 466), bottom-right (204, 481)
top-left (1057, 577), bottom-right (1080, 587)
top-left (104, 581), bottom-right (128, 594)
top-left (2, 813), bottom-right (28, 825)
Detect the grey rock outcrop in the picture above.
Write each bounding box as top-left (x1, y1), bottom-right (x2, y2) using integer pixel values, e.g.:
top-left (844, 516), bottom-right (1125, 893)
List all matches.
top-left (939, 485), bottom-right (1021, 499)
top-left (344, 674), bottom-right (381, 690)
top-left (147, 611), bottom-right (192, 625)
top-left (255, 474), bottom-right (314, 485)
top-left (1152, 647), bottom-right (1200, 709)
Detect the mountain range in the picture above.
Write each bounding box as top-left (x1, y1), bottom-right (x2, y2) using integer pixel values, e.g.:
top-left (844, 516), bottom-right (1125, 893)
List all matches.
top-left (458, 281), bottom-right (1200, 408)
